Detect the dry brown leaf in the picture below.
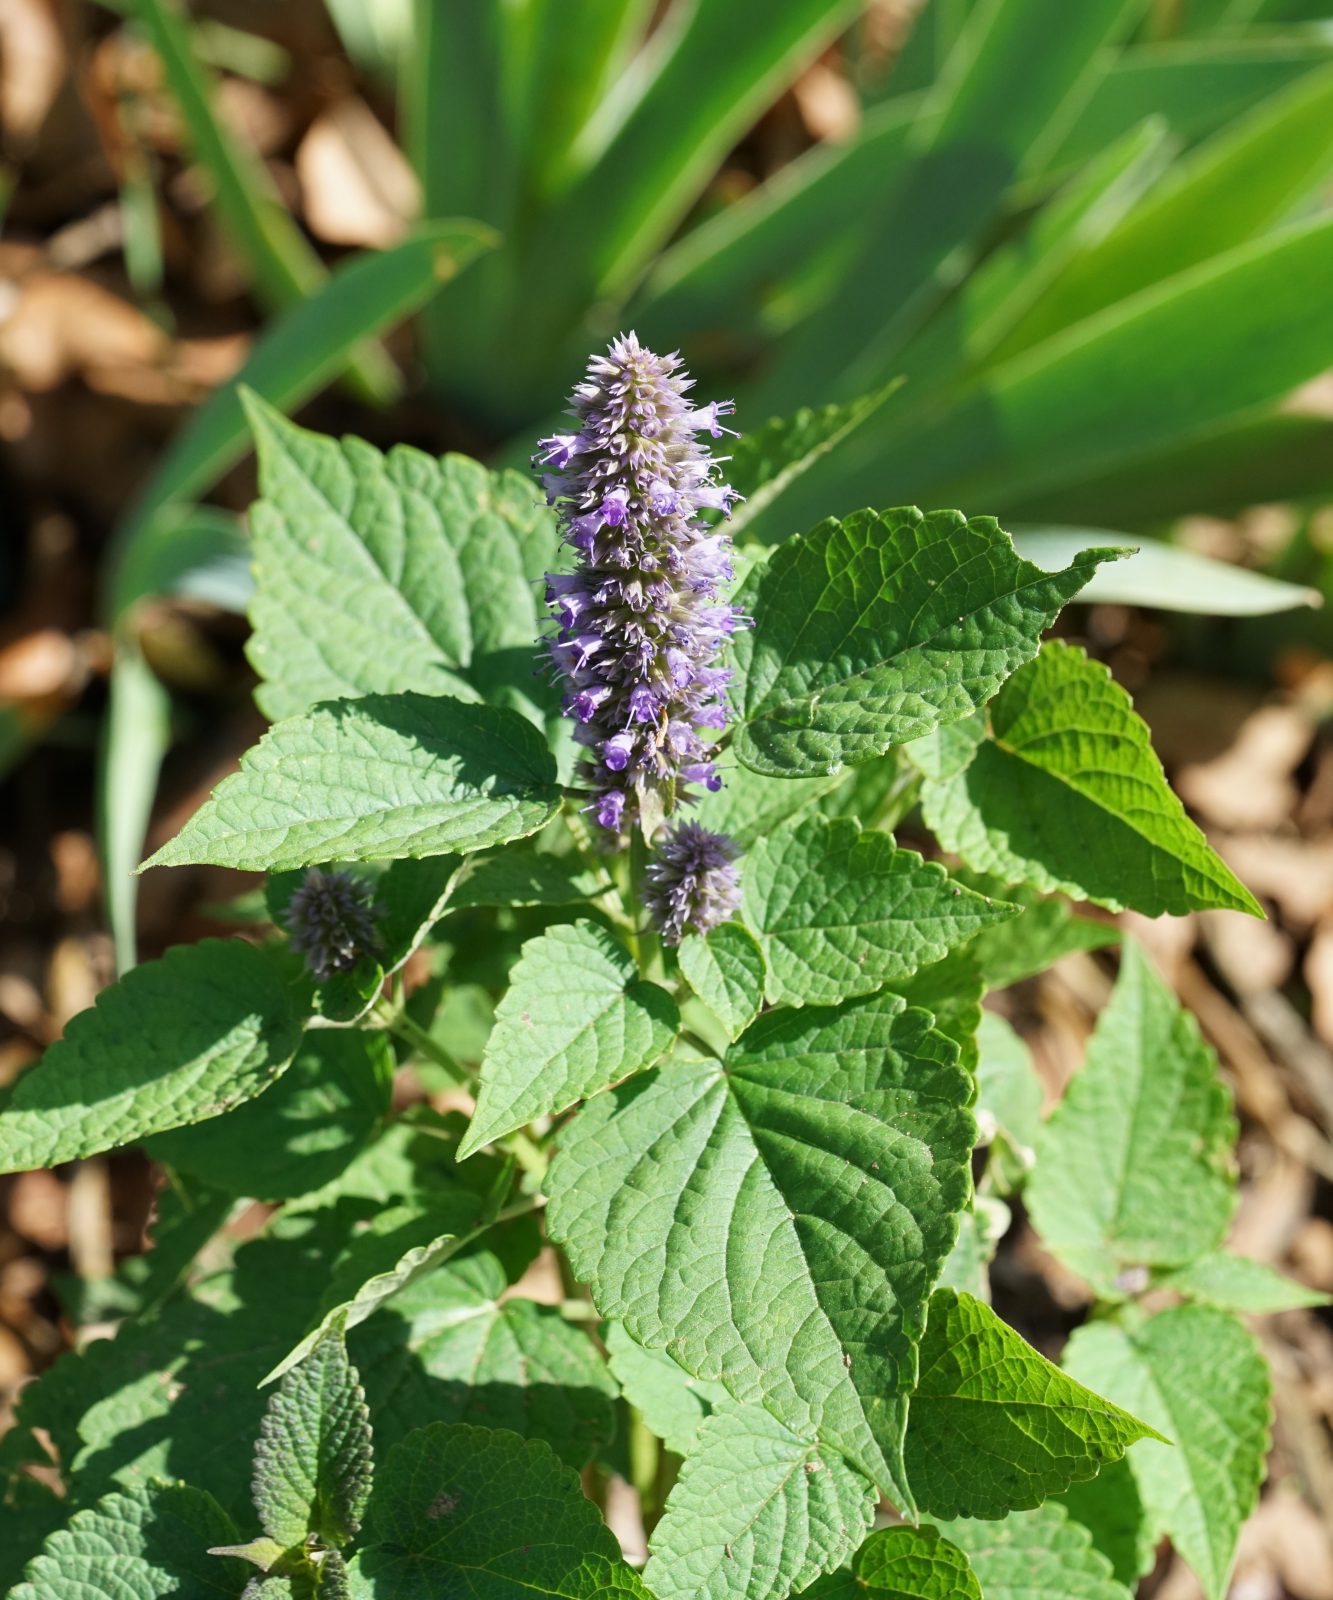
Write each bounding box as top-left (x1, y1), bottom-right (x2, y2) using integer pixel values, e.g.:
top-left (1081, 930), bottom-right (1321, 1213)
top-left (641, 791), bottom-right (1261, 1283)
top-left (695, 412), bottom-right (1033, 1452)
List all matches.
top-left (0, 0), bottom-right (65, 148)
top-left (1203, 909), bottom-right (1294, 1000)
top-left (1176, 704), bottom-right (1312, 831)
top-left (7, 1169), bottom-right (67, 1251)
top-left (296, 97), bottom-right (420, 248)
top-left (1214, 834), bottom-right (1333, 929)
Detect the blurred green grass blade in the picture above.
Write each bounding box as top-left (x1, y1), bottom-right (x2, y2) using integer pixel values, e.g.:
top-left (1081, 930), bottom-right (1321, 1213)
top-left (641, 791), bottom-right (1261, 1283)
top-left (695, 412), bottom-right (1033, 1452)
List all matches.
top-left (762, 213), bottom-right (1333, 530)
top-left (115, 508), bottom-right (252, 615)
top-left (1011, 530), bottom-right (1320, 613)
top-left (1010, 411), bottom-right (1333, 528)
top-left (449, 0), bottom-right (862, 420)
top-left (509, 0), bottom-right (654, 202)
top-left (1040, 33), bottom-right (1333, 174)
top-left (100, 647), bottom-right (172, 974)
top-left (408, 0), bottom-right (651, 394)
top-left (549, 0), bottom-right (863, 303)
top-left (895, 116), bottom-right (1172, 387)
top-left (130, 0), bottom-right (398, 405)
top-left (107, 221), bottom-right (495, 616)
top-left (634, 96), bottom-right (919, 356)
top-left (755, 0), bottom-right (1147, 412)
top-left (997, 60), bottom-right (1333, 356)
top-left (324, 0), bottom-right (411, 79)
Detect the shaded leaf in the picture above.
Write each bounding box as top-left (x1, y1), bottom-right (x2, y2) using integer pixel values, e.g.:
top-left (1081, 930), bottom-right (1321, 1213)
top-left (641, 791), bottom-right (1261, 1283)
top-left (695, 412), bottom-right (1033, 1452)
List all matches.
top-left (0, 940), bottom-right (303, 1173)
top-left (149, 1029), bottom-right (393, 1202)
top-left (1028, 942), bottom-right (1237, 1295)
top-left (939, 1501), bottom-right (1133, 1600)
top-left (604, 1321), bottom-right (725, 1457)
top-left (351, 1254), bottom-right (617, 1471)
top-left (1063, 1306), bottom-right (1271, 1600)
top-left (12, 1483), bottom-right (246, 1600)
top-left (346, 1422), bottom-right (650, 1599)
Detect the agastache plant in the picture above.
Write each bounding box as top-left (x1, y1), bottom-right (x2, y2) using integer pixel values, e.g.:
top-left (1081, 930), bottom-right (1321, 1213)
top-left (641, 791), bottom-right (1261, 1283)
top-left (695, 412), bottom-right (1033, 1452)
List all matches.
top-left (6, 369), bottom-right (1280, 1600)
top-left (537, 332), bottom-right (743, 840)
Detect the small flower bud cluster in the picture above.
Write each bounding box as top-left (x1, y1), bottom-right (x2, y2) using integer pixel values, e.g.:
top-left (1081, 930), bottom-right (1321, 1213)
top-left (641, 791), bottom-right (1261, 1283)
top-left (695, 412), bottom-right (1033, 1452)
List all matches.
top-left (642, 821), bottom-right (742, 946)
top-left (285, 867), bottom-right (379, 980)
top-left (537, 332), bottom-right (743, 836)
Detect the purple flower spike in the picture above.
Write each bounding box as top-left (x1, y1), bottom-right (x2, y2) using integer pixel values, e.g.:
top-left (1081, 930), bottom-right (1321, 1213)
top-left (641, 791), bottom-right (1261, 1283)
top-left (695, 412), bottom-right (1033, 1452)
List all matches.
top-left (538, 332), bottom-right (744, 835)
top-left (642, 821), bottom-right (742, 946)
top-left (286, 867), bottom-right (379, 980)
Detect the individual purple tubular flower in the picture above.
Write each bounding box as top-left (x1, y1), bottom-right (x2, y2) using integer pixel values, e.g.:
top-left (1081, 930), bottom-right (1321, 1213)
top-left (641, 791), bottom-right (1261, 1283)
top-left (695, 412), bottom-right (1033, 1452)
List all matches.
top-left (536, 332), bottom-right (744, 838)
top-left (642, 821), bottom-right (742, 946)
top-left (285, 867), bottom-right (379, 980)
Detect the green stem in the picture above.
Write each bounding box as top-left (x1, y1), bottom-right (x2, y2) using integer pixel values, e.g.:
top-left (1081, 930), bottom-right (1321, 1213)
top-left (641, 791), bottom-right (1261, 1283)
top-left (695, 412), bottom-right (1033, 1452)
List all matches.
top-left (377, 1001), bottom-right (467, 1087)
top-left (629, 1406), bottom-right (660, 1513)
top-left (628, 827), bottom-right (663, 979)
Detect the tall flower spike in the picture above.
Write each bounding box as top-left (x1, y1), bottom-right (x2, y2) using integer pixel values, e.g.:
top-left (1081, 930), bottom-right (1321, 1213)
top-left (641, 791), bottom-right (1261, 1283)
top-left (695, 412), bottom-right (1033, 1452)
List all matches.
top-left (642, 821), bottom-right (742, 946)
top-left (285, 867), bottom-right (379, 980)
top-left (537, 333), bottom-right (743, 837)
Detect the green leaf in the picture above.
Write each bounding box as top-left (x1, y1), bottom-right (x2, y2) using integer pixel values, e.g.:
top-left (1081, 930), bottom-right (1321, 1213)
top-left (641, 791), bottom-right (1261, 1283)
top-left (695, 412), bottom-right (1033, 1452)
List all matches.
top-left (350, 1253), bottom-right (617, 1471)
top-left (1011, 530), bottom-right (1321, 615)
top-left (741, 816), bottom-right (1017, 1007)
top-left (939, 1502), bottom-right (1134, 1600)
top-left (447, 851), bottom-right (611, 910)
top-left (12, 1483), bottom-right (247, 1600)
top-left (243, 398), bottom-right (554, 724)
top-left (1057, 1458), bottom-right (1155, 1589)
top-left (695, 767), bottom-right (845, 851)
top-left (960, 878), bottom-right (1120, 989)
top-left (883, 951), bottom-right (985, 1074)
top-left (805, 1526), bottom-right (982, 1600)
top-left (645, 1400), bottom-right (876, 1600)
top-left (975, 1012), bottom-right (1042, 1166)
top-left (149, 1029), bottom-right (393, 1201)
top-left (460, 921), bottom-right (679, 1158)
top-left (141, 694), bottom-right (561, 873)
top-left (904, 1290), bottom-right (1160, 1520)
top-left (726, 380), bottom-right (904, 546)
top-left (1156, 1251), bottom-right (1330, 1313)
top-left (12, 1208), bottom-right (373, 1526)
top-left (346, 1422), bottom-right (650, 1600)
top-left (254, 1323), bottom-right (372, 1549)
top-left (1028, 942), bottom-right (1238, 1295)
top-left (1063, 1306), bottom-right (1271, 1600)
top-left (267, 1191), bottom-right (500, 1384)
top-left (730, 507), bottom-right (1120, 778)
top-left (678, 922), bottom-right (766, 1040)
top-left (922, 642), bottom-right (1262, 916)
top-left (604, 1321), bottom-right (725, 1457)
top-left (0, 939), bottom-right (303, 1173)
top-left (546, 994), bottom-right (975, 1508)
